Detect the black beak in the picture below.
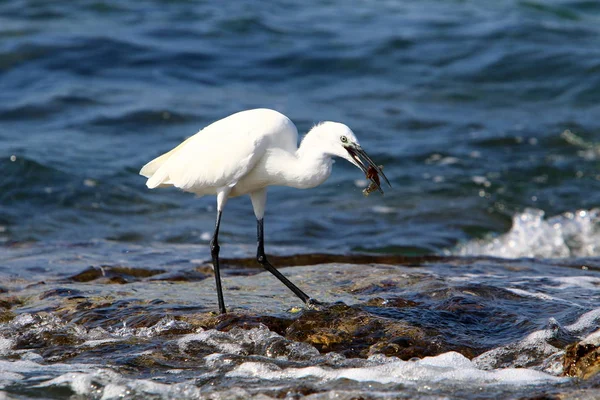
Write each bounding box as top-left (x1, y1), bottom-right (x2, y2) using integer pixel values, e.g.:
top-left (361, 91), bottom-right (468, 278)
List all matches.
top-left (345, 144), bottom-right (391, 193)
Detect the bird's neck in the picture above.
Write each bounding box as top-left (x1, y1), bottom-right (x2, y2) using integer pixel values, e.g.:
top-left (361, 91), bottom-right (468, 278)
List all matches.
top-left (264, 133), bottom-right (331, 189)
top-left (292, 140), bottom-right (333, 189)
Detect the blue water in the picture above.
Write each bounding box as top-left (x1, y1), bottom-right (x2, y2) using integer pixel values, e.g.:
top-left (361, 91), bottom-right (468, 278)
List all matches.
top-left (1, 0), bottom-right (600, 255)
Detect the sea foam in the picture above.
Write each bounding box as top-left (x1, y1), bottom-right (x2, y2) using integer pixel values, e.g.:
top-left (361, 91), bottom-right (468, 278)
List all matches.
top-left (454, 208), bottom-right (600, 258)
top-left (226, 351), bottom-right (565, 386)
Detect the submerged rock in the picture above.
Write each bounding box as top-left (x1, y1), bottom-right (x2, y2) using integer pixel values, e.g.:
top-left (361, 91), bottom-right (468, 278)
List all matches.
top-left (0, 293), bottom-right (472, 365)
top-left (175, 302), bottom-right (466, 360)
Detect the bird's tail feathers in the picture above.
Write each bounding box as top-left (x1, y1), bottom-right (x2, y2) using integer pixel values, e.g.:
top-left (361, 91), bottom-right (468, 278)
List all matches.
top-left (140, 152), bottom-right (172, 178)
top-left (140, 152), bottom-right (174, 189)
top-left (145, 167), bottom-right (171, 189)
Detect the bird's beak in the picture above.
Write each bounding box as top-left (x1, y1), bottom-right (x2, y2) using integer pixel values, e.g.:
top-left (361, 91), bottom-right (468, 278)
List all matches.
top-left (344, 144), bottom-right (391, 193)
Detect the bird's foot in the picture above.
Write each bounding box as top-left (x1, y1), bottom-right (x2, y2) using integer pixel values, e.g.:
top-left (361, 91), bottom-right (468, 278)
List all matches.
top-left (306, 298), bottom-right (326, 310)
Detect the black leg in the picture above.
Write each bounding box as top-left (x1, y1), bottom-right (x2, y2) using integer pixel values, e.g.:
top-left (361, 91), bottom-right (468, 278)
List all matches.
top-left (210, 210), bottom-right (226, 314)
top-left (256, 218), bottom-right (311, 304)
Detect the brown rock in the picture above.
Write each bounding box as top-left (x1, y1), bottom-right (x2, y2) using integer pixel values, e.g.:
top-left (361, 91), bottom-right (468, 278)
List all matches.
top-left (285, 303), bottom-right (459, 359)
top-left (563, 331), bottom-right (600, 379)
top-left (69, 265), bottom-right (166, 283)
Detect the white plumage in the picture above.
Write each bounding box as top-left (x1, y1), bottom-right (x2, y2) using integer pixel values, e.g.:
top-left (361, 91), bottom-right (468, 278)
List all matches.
top-left (142, 109), bottom-right (296, 195)
top-left (140, 108), bottom-right (389, 313)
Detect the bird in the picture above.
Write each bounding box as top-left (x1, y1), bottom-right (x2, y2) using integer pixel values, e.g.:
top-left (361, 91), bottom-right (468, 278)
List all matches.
top-left (140, 108), bottom-right (390, 314)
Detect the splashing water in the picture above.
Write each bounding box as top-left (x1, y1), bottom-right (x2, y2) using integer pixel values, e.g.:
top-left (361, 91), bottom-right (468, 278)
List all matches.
top-left (454, 208), bottom-right (600, 258)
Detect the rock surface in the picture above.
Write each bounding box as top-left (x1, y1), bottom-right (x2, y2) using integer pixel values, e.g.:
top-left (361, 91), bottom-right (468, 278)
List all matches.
top-left (563, 330), bottom-right (600, 380)
top-left (1, 251), bottom-right (600, 399)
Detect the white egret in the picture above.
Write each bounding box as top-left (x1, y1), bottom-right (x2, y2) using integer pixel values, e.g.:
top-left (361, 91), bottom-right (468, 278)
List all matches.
top-left (140, 108), bottom-right (390, 314)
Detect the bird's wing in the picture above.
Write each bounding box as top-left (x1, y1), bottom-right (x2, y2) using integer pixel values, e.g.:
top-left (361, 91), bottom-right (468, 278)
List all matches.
top-left (144, 125), bottom-right (268, 193)
top-left (142, 109), bottom-right (298, 192)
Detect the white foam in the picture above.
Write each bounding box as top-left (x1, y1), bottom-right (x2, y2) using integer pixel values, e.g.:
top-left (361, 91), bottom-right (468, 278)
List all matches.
top-left (11, 313), bottom-right (35, 328)
top-left (101, 384), bottom-right (130, 400)
top-left (0, 338), bottom-right (14, 356)
top-left (36, 368), bottom-right (202, 400)
top-left (20, 352), bottom-right (44, 362)
top-left (227, 351), bottom-right (565, 386)
top-left (0, 370), bottom-right (25, 386)
top-left (474, 307), bottom-right (600, 372)
top-left (454, 208), bottom-right (600, 258)
top-left (0, 359), bottom-right (100, 389)
top-left (177, 326), bottom-right (320, 360)
top-left (506, 288), bottom-right (555, 301)
top-left (79, 338), bottom-right (123, 348)
top-left (579, 329), bottom-right (600, 346)
top-left (178, 330), bottom-right (244, 355)
top-left (0, 359), bottom-right (98, 374)
top-left (41, 372), bottom-right (96, 396)
top-left (565, 308), bottom-right (600, 333)
top-left (550, 276), bottom-right (600, 290)
top-left (504, 288), bottom-right (583, 308)
top-left (111, 316), bottom-right (192, 338)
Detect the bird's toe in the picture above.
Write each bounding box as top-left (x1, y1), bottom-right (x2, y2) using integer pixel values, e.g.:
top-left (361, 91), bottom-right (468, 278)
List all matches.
top-left (306, 298), bottom-right (326, 310)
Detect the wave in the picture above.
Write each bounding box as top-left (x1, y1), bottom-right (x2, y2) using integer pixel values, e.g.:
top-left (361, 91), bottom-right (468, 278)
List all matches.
top-left (453, 208), bottom-right (600, 258)
top-left (0, 315), bottom-right (570, 399)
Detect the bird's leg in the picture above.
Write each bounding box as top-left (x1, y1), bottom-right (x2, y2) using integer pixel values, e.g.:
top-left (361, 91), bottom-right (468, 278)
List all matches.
top-left (256, 218), bottom-right (311, 304)
top-left (211, 210), bottom-right (227, 314)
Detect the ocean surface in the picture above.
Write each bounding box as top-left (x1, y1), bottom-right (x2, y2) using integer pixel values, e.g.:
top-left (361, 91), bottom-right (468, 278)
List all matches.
top-left (1, 0), bottom-right (600, 399)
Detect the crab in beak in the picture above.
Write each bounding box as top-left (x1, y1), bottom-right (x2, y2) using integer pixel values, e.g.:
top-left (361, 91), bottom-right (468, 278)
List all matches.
top-left (344, 144), bottom-right (391, 195)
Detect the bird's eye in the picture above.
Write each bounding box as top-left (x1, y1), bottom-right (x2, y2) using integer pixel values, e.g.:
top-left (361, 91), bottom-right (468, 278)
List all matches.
top-left (340, 136), bottom-right (348, 144)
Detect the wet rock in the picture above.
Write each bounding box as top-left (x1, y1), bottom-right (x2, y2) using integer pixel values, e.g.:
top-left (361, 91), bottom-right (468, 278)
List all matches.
top-left (69, 265), bottom-right (166, 283)
top-left (15, 330), bottom-right (82, 349)
top-left (5, 283), bottom-right (479, 363)
top-left (563, 329), bottom-right (600, 379)
top-left (267, 384), bottom-right (324, 398)
top-left (164, 302), bottom-right (475, 361)
top-left (430, 284), bottom-right (527, 301)
top-left (285, 303), bottom-right (461, 359)
top-left (122, 353), bottom-right (167, 369)
top-left (69, 267), bottom-right (103, 282)
top-left (39, 288), bottom-right (84, 300)
top-left (0, 295), bottom-right (23, 310)
top-left (0, 313), bottom-right (85, 361)
top-left (61, 300), bottom-right (197, 333)
top-left (181, 312), bottom-right (294, 338)
top-left (194, 265), bottom-right (217, 275)
top-left (364, 297), bottom-right (419, 308)
top-left (350, 279), bottom-right (404, 295)
top-left (0, 309), bottom-right (15, 323)
top-left (545, 318), bottom-right (579, 349)
top-left (42, 346), bottom-right (81, 362)
top-left (148, 270), bottom-right (211, 282)
top-left (518, 395), bottom-right (560, 400)
top-left (221, 253), bottom-right (449, 269)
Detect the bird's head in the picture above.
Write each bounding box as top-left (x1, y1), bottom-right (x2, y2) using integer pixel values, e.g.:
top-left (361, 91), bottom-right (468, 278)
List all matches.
top-left (311, 122), bottom-right (391, 193)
